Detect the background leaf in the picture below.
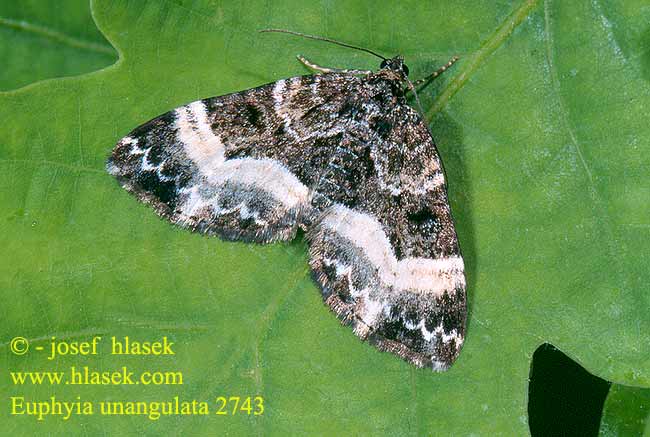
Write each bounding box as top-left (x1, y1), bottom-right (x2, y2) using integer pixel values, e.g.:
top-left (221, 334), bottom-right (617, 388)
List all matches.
top-left (599, 385), bottom-right (650, 436)
top-left (0, 0), bottom-right (116, 91)
top-left (1, 0), bottom-right (649, 434)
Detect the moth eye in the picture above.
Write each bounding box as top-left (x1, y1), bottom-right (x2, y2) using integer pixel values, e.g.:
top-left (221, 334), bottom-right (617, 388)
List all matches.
top-left (402, 64), bottom-right (409, 76)
top-left (380, 59), bottom-right (388, 69)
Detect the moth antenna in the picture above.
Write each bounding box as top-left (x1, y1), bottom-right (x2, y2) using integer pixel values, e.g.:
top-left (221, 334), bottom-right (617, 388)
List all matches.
top-left (410, 55), bottom-right (460, 90)
top-left (260, 28), bottom-right (387, 61)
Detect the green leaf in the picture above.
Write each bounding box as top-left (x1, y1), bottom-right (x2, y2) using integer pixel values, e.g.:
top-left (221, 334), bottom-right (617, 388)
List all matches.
top-left (599, 385), bottom-right (650, 436)
top-left (0, 0), bottom-right (116, 91)
top-left (1, 0), bottom-right (649, 434)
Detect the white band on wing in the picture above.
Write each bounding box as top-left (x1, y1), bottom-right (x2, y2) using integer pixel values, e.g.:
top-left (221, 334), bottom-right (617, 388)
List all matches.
top-left (321, 204), bottom-right (465, 295)
top-left (175, 101), bottom-right (310, 210)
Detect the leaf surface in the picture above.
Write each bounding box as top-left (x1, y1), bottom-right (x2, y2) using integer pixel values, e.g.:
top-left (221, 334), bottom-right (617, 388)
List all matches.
top-left (1, 0), bottom-right (649, 434)
top-left (599, 385), bottom-right (650, 437)
top-left (0, 0), bottom-right (116, 91)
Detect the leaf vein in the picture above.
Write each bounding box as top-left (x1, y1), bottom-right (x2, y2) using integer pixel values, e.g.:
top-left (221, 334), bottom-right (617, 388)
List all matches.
top-left (0, 16), bottom-right (115, 56)
top-left (426, 0), bottom-right (541, 119)
top-left (0, 159), bottom-right (104, 174)
top-left (543, 0), bottom-right (594, 183)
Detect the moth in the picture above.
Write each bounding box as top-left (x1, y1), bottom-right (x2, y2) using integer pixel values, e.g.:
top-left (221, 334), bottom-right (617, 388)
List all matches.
top-left (107, 30), bottom-right (466, 371)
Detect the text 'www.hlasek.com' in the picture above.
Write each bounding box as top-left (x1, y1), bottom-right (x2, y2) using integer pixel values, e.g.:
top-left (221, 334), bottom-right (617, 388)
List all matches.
top-left (7, 335), bottom-right (264, 421)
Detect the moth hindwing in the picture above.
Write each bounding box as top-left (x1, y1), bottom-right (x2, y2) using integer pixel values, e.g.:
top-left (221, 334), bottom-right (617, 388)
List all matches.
top-left (108, 51), bottom-right (466, 371)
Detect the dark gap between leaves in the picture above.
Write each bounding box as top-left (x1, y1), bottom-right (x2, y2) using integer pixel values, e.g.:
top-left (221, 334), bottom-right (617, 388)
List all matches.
top-left (528, 343), bottom-right (611, 436)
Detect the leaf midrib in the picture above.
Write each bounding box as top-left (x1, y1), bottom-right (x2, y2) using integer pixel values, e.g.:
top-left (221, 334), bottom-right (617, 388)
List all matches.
top-left (0, 15), bottom-right (115, 56)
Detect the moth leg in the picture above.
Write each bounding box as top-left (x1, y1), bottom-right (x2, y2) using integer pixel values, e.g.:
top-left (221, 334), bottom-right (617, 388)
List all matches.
top-left (296, 54), bottom-right (371, 75)
top-left (411, 55), bottom-right (459, 87)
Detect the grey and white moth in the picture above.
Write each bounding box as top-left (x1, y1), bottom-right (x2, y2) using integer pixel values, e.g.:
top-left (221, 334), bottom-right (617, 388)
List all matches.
top-left (107, 30), bottom-right (466, 371)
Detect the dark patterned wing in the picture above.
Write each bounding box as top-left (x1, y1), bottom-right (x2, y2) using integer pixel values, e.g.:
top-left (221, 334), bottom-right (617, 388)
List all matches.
top-left (108, 69), bottom-right (466, 370)
top-left (107, 74), bottom-right (364, 242)
top-left (307, 103), bottom-right (466, 371)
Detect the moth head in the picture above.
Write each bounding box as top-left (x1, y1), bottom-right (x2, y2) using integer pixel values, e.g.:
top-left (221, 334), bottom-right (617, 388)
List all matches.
top-left (379, 56), bottom-right (410, 79)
